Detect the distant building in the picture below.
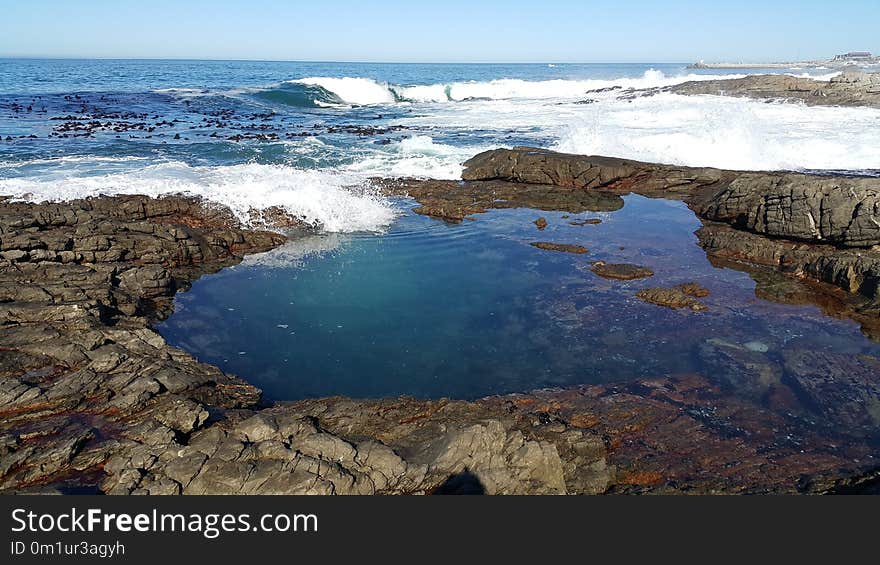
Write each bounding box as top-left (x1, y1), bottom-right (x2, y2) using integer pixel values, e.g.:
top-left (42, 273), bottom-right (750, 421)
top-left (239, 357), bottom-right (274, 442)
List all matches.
top-left (833, 51), bottom-right (873, 61)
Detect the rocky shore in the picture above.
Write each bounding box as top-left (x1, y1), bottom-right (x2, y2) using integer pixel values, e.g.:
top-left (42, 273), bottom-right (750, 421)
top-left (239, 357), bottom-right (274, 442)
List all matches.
top-left (663, 68), bottom-right (880, 108)
top-left (454, 147), bottom-right (880, 304)
top-left (2, 148), bottom-right (880, 494)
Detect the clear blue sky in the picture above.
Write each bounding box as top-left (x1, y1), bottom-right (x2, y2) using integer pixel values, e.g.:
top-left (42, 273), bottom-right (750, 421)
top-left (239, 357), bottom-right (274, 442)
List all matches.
top-left (1, 0), bottom-right (877, 62)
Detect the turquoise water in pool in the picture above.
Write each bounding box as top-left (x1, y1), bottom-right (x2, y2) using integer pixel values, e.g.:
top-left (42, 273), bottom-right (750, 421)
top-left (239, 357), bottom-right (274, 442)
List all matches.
top-left (157, 195), bottom-right (880, 400)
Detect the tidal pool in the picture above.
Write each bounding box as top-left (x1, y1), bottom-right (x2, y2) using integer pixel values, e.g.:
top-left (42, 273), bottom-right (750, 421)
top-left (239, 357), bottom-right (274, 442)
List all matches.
top-left (157, 195), bottom-right (880, 403)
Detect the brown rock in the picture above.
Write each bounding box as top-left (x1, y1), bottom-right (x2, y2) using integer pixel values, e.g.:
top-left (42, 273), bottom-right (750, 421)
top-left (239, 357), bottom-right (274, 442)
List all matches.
top-left (461, 147), bottom-right (880, 248)
top-left (378, 177), bottom-right (625, 224)
top-left (678, 282), bottom-right (710, 298)
top-left (530, 242), bottom-right (589, 254)
top-left (590, 261), bottom-right (654, 280)
top-left (570, 218), bottom-right (602, 226)
top-left (636, 285), bottom-right (709, 311)
top-left (666, 71), bottom-right (880, 109)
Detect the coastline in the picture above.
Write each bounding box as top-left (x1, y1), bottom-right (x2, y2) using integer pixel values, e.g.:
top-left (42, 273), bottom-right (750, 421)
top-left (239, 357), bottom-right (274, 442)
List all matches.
top-left (2, 147), bottom-right (880, 494)
top-left (687, 57), bottom-right (880, 69)
top-left (688, 62), bottom-right (823, 69)
top-left (653, 69), bottom-right (880, 108)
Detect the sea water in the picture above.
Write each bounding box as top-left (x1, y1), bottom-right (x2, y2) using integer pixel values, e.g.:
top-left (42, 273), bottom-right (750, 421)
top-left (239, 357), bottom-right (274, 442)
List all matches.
top-left (2, 59), bottom-right (879, 232)
top-left (157, 196), bottom-right (880, 401)
top-left (2, 59), bottom-right (880, 403)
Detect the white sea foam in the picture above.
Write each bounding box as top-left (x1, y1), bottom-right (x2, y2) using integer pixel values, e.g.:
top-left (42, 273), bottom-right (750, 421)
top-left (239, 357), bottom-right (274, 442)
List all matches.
top-left (0, 162), bottom-right (397, 233)
top-left (342, 135), bottom-right (483, 179)
top-left (7, 71), bottom-right (879, 228)
top-left (239, 233), bottom-right (346, 269)
top-left (399, 70), bottom-right (743, 102)
top-left (289, 77), bottom-right (397, 105)
top-left (552, 93), bottom-right (880, 170)
top-left (152, 87), bottom-right (213, 97)
top-left (391, 92), bottom-right (880, 171)
top-left (788, 71), bottom-right (841, 81)
top-left (291, 70), bottom-right (746, 105)
top-left (0, 155), bottom-right (151, 169)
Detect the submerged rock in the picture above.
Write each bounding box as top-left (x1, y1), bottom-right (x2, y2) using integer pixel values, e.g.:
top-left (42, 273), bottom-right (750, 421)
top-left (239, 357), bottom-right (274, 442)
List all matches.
top-left (698, 338), bottom-right (782, 400)
top-left (590, 261), bottom-right (654, 280)
top-left (530, 242), bottom-right (589, 254)
top-left (570, 218), bottom-right (602, 226)
top-left (677, 282), bottom-right (710, 298)
top-left (782, 349), bottom-right (880, 438)
top-left (636, 284), bottom-right (710, 311)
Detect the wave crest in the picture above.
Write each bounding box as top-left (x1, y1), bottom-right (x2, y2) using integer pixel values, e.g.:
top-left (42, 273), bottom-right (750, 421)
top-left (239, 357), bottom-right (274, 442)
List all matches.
top-left (288, 70), bottom-right (747, 106)
top-left (0, 161), bottom-right (397, 233)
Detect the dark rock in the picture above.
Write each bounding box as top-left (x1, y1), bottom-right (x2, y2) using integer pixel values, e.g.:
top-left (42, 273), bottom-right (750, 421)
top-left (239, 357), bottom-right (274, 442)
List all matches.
top-left (570, 218), bottom-right (602, 226)
top-left (378, 177), bottom-right (624, 223)
top-left (534, 217), bottom-right (548, 230)
top-left (2, 156), bottom-right (879, 495)
top-left (694, 173), bottom-right (880, 248)
top-left (462, 147), bottom-right (725, 195)
top-left (461, 147), bottom-right (880, 248)
top-left (590, 261), bottom-right (654, 280)
top-left (530, 242), bottom-right (589, 254)
top-left (665, 71), bottom-right (880, 108)
top-left (636, 284), bottom-right (709, 311)
top-left (782, 349), bottom-right (880, 437)
top-left (696, 221), bottom-right (880, 301)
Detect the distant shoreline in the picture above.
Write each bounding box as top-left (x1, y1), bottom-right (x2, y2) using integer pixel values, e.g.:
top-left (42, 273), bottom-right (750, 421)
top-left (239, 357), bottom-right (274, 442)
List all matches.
top-left (688, 62), bottom-right (820, 69)
top-left (688, 58), bottom-right (879, 69)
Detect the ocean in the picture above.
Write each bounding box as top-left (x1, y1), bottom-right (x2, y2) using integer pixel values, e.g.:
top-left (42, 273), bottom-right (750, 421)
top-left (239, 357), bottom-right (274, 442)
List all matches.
top-left (2, 58), bottom-right (878, 234)
top-left (5, 59), bottom-right (880, 403)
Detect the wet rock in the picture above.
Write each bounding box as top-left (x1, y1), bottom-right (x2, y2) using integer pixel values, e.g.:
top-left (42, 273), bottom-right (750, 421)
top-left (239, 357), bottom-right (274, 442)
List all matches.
top-left (534, 217), bottom-right (548, 230)
top-left (249, 206), bottom-right (311, 230)
top-left (2, 166), bottom-right (880, 495)
top-left (378, 177), bottom-right (624, 223)
top-left (665, 71), bottom-right (880, 109)
top-left (678, 282), bottom-right (710, 298)
top-left (570, 218), bottom-right (602, 226)
top-left (782, 349), bottom-right (880, 437)
top-left (530, 242), bottom-right (589, 254)
top-left (636, 284), bottom-right (709, 311)
top-left (696, 221), bottom-right (880, 301)
top-left (698, 338), bottom-right (782, 400)
top-left (590, 261), bottom-right (654, 280)
top-left (461, 147), bottom-right (880, 247)
top-left (694, 173), bottom-right (880, 247)
top-left (462, 147), bottom-right (725, 195)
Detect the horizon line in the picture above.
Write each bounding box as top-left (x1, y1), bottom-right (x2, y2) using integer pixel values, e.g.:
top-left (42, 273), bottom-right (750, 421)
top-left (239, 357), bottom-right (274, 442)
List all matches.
top-left (0, 55), bottom-right (770, 65)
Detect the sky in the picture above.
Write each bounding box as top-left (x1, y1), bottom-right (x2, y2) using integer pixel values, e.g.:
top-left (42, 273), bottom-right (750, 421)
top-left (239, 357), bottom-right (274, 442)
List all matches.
top-left (1, 0), bottom-right (877, 62)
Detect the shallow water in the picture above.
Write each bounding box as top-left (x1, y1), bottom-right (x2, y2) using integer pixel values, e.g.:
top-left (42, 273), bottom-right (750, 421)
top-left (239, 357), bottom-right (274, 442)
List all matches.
top-left (158, 195), bottom-right (880, 401)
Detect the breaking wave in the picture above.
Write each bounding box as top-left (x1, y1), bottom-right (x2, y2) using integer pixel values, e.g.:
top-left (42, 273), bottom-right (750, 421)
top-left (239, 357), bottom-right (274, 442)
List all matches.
top-left (0, 160), bottom-right (397, 233)
top-left (282, 70), bottom-right (748, 106)
top-left (163, 69), bottom-right (844, 110)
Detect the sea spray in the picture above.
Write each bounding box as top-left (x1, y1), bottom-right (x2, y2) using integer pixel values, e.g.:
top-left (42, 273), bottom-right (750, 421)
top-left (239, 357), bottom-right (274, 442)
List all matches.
top-left (0, 162), bottom-right (398, 233)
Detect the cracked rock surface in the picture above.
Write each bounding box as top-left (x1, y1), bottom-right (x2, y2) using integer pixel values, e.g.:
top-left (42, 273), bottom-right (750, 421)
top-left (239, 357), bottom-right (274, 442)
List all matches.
top-left (3, 157), bottom-right (880, 494)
